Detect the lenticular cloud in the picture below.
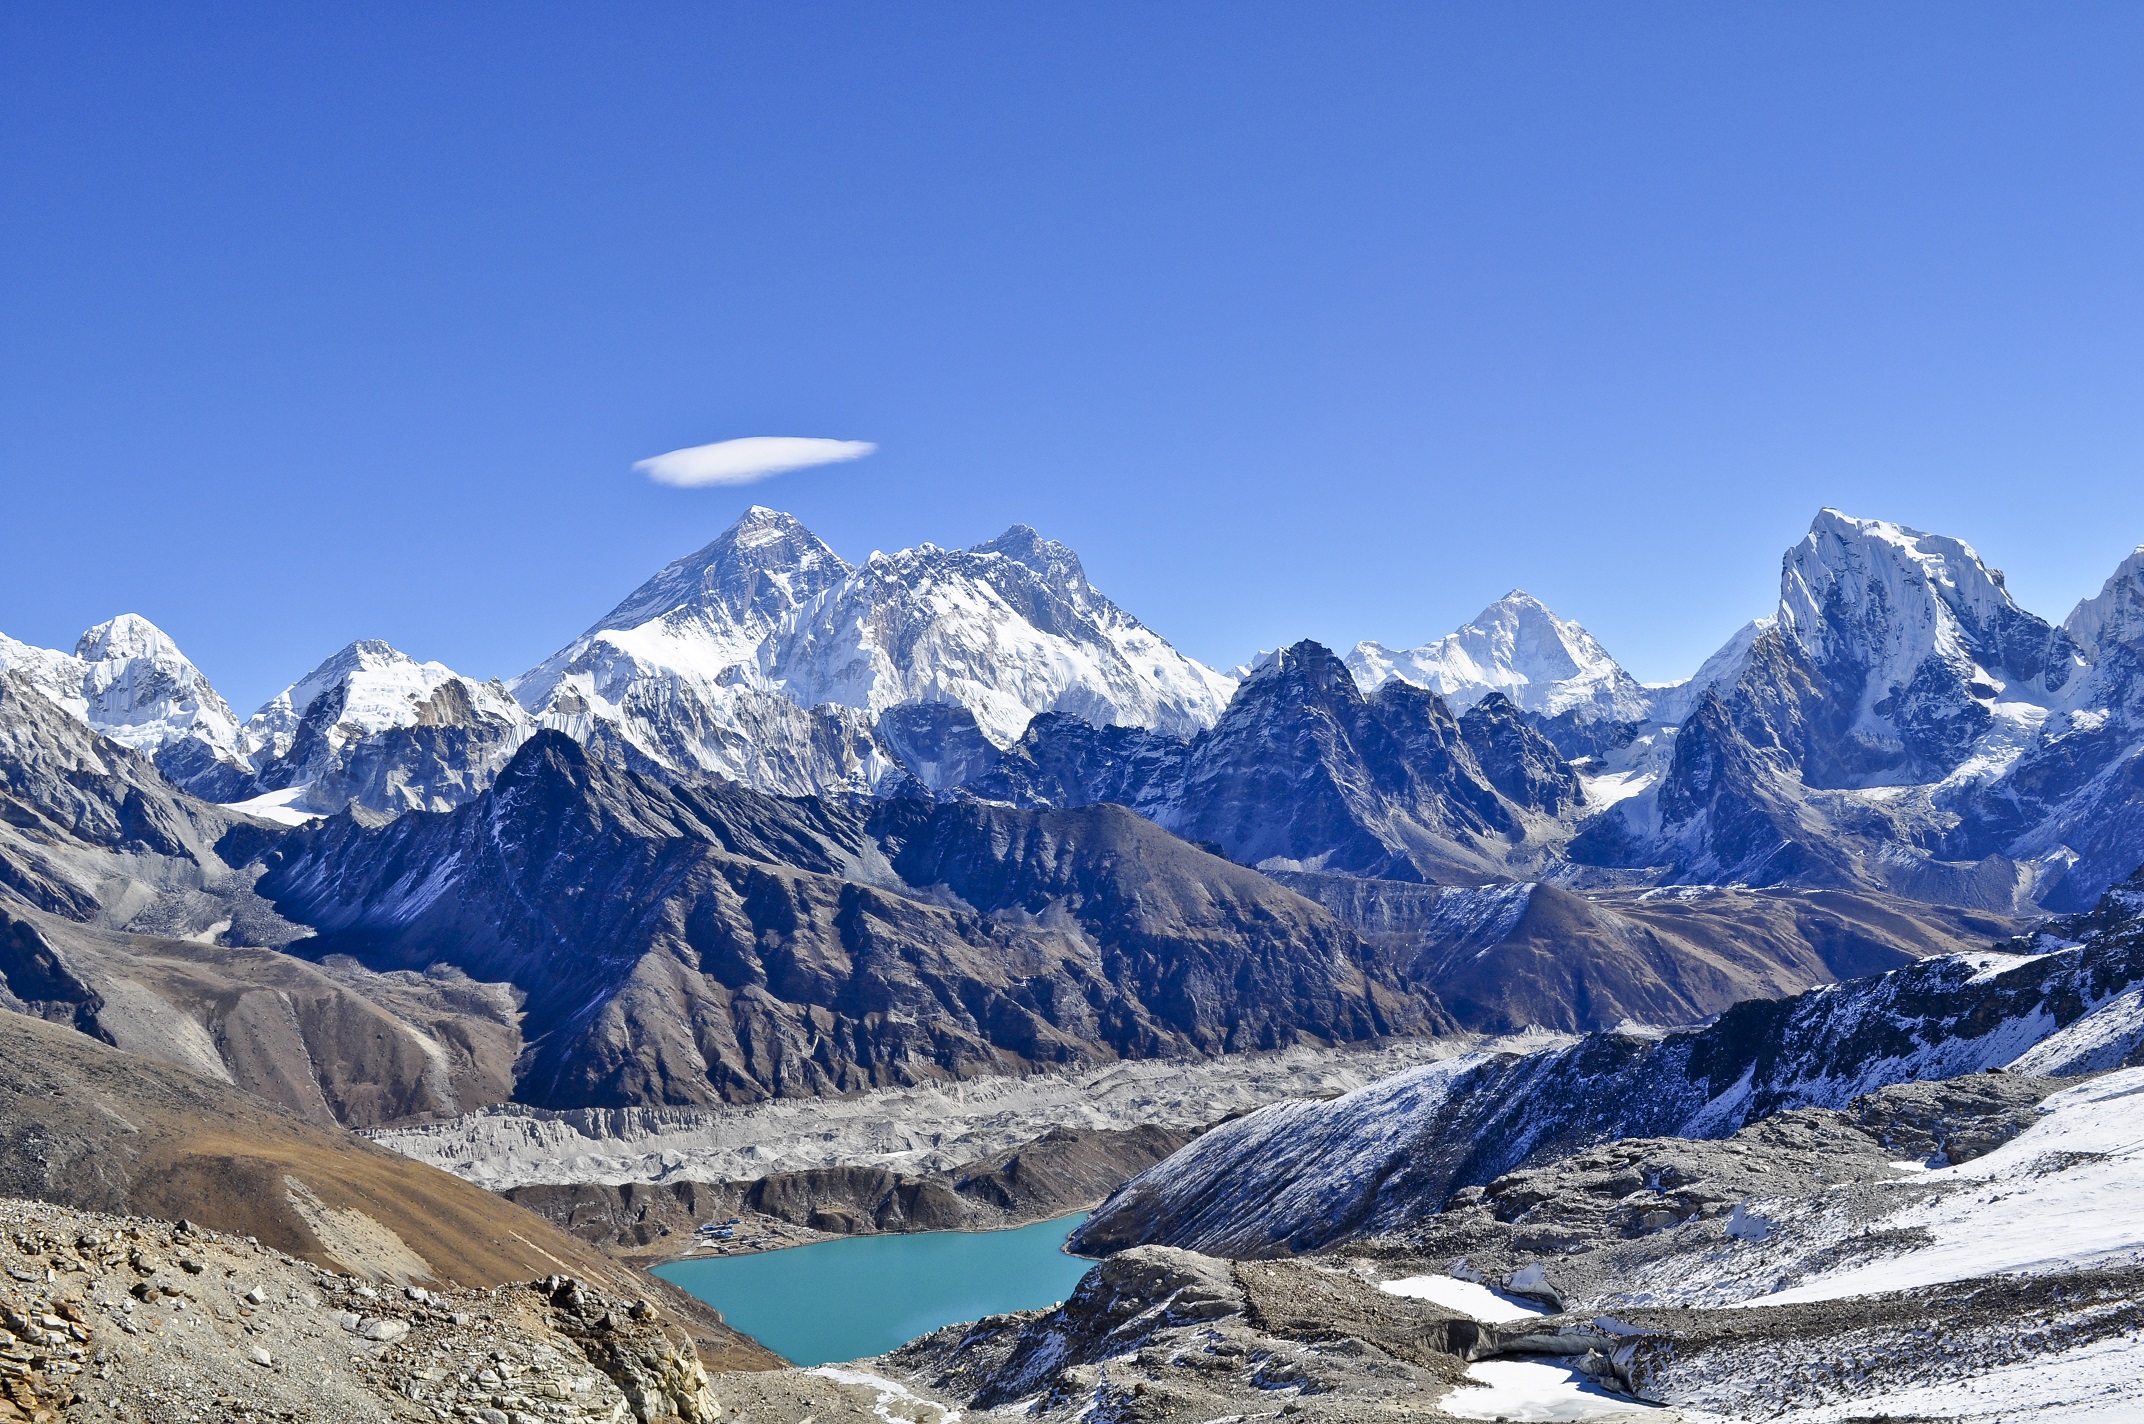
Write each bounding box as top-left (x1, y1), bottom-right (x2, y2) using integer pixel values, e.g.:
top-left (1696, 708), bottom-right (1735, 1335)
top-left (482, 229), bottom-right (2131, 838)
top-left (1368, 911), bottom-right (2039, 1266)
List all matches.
top-left (635, 436), bottom-right (876, 488)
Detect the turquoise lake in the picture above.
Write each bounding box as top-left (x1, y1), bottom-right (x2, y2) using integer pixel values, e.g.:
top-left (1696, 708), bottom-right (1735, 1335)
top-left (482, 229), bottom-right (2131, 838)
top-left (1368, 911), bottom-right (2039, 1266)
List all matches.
top-left (652, 1213), bottom-right (1095, 1366)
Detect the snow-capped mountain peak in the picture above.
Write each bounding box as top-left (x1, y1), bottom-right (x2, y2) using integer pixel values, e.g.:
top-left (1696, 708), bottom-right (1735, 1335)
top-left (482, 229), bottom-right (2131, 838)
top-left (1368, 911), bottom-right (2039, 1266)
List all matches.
top-left (1772, 508), bottom-right (2087, 788)
top-left (75, 612), bottom-right (181, 665)
top-left (2065, 545), bottom-right (2144, 660)
top-left (243, 639), bottom-right (520, 761)
top-left (763, 525), bottom-right (1237, 746)
top-left (0, 615), bottom-right (242, 786)
top-left (589, 504), bottom-right (851, 641)
top-left (512, 505), bottom-right (853, 715)
top-left (968, 523), bottom-right (1090, 599)
top-left (236, 638), bottom-right (532, 814)
top-left (1346, 590), bottom-right (1650, 724)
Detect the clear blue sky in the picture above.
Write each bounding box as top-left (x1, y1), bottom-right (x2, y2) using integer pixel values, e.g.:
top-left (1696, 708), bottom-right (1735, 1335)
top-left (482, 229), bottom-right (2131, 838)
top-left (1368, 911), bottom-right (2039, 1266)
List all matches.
top-left (6, 5), bottom-right (2144, 713)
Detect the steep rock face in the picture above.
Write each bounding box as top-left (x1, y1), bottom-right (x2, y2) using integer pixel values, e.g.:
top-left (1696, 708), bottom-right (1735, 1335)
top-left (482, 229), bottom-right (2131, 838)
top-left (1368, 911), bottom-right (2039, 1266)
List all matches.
top-left (0, 615), bottom-right (247, 796)
top-left (254, 732), bottom-right (1441, 1109)
top-left (1073, 868), bottom-right (2144, 1258)
top-left (1454, 693), bottom-right (1584, 816)
top-left (1161, 644), bottom-right (1539, 880)
top-left (237, 640), bottom-right (534, 817)
top-left (962, 643), bottom-right (1580, 884)
top-left (510, 508), bottom-right (1232, 797)
top-left (1774, 510), bottom-right (2085, 788)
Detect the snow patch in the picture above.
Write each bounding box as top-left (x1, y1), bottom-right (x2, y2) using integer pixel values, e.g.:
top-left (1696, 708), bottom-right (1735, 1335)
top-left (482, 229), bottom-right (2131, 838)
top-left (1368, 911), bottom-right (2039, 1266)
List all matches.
top-left (1376, 1274), bottom-right (1546, 1323)
top-left (1441, 1359), bottom-right (1657, 1421)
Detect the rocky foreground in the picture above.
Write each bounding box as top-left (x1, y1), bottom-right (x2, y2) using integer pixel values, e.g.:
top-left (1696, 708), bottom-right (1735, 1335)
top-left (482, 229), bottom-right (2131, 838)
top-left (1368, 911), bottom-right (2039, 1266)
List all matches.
top-left (0, 1196), bottom-right (988, 1424)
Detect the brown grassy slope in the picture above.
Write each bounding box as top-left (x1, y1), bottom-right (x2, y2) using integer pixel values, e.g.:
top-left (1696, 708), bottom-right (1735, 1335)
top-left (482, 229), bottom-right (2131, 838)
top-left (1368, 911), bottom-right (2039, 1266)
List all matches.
top-left (0, 1008), bottom-right (779, 1369)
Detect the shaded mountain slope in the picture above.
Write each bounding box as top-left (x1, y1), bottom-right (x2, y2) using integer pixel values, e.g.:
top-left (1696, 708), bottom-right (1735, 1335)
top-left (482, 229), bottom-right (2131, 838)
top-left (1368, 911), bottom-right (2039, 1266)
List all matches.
top-left (967, 642), bottom-right (1582, 883)
top-left (0, 898), bottom-right (520, 1128)
top-left (1276, 871), bottom-right (2021, 1033)
top-left (257, 731), bottom-right (1441, 1109)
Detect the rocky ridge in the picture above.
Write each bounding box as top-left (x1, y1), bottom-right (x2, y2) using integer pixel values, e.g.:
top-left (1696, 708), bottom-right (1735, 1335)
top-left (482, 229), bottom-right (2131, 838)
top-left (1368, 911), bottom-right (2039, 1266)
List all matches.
top-left (256, 730), bottom-right (1437, 1109)
top-left (1071, 865), bottom-right (2144, 1259)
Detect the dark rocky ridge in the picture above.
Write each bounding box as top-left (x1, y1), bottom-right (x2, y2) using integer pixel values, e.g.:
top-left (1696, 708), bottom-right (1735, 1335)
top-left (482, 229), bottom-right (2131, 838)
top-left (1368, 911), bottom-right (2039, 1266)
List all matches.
top-left (963, 641), bottom-right (1584, 883)
top-left (258, 731), bottom-right (1442, 1110)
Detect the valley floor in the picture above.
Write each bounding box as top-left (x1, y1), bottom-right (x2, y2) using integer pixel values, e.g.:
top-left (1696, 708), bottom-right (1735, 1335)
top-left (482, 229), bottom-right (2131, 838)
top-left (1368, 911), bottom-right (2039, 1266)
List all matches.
top-left (367, 1036), bottom-right (1495, 1195)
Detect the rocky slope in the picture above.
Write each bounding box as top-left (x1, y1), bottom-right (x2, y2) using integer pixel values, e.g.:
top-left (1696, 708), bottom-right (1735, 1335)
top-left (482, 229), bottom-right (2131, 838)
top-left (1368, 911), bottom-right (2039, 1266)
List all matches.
top-left (889, 1067), bottom-right (2144, 1422)
top-left (1071, 865), bottom-right (2144, 1258)
top-left (1274, 872), bottom-right (2023, 1033)
top-left (0, 1198), bottom-right (778, 1423)
top-left (0, 1007), bottom-right (751, 1331)
top-left (255, 731), bottom-right (1438, 1109)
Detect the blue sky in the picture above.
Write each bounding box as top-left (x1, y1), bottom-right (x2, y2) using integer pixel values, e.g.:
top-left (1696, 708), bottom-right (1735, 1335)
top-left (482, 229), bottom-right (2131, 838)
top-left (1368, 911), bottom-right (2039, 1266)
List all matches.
top-left (6, 5), bottom-right (2144, 712)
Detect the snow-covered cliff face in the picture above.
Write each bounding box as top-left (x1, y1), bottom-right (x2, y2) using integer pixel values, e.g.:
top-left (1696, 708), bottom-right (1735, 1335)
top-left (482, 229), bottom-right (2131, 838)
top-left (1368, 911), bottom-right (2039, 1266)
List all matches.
top-left (235, 640), bottom-right (533, 817)
top-left (766, 524), bottom-right (1235, 747)
top-left (1777, 509), bottom-right (2086, 788)
top-left (510, 507), bottom-right (1234, 794)
top-left (1349, 591), bottom-right (1651, 728)
top-left (2063, 546), bottom-right (2144, 661)
top-left (0, 615), bottom-right (246, 794)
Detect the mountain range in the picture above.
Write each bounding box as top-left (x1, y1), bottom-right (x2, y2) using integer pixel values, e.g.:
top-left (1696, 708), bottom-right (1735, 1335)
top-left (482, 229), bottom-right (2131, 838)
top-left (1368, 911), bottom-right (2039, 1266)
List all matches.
top-left (9, 505), bottom-right (2139, 916)
top-left (3, 506), bottom-right (2140, 1114)
top-left (8, 498), bottom-right (2144, 1414)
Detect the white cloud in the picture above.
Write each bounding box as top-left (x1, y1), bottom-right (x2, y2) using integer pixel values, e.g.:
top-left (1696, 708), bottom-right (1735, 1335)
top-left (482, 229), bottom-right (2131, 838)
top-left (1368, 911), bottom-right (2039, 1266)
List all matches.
top-left (634, 436), bottom-right (876, 488)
